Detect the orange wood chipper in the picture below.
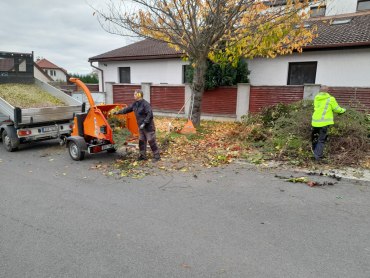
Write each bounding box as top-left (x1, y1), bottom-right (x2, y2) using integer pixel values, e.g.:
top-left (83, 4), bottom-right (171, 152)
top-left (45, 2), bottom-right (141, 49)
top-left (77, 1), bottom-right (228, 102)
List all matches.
top-left (66, 78), bottom-right (138, 160)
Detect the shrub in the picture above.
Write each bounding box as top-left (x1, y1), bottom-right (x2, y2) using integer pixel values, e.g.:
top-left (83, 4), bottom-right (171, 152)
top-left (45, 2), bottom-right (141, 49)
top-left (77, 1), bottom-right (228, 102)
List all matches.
top-left (243, 100), bottom-right (370, 166)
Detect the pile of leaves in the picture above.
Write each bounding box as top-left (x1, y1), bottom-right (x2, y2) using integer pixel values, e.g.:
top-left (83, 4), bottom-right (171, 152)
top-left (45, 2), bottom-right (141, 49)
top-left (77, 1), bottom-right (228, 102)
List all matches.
top-left (97, 101), bottom-right (370, 179)
top-left (104, 117), bottom-right (252, 178)
top-left (0, 83), bottom-right (67, 108)
top-left (243, 100), bottom-right (370, 167)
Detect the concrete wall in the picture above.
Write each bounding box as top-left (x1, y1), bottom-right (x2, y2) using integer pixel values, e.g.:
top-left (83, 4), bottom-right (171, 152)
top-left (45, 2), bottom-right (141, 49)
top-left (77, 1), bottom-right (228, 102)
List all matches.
top-left (248, 48), bottom-right (370, 87)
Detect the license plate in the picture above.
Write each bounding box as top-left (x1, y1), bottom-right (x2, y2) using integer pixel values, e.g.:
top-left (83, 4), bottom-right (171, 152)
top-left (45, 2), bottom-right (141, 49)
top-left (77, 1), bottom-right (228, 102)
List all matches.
top-left (102, 144), bottom-right (113, 150)
top-left (42, 126), bottom-right (57, 132)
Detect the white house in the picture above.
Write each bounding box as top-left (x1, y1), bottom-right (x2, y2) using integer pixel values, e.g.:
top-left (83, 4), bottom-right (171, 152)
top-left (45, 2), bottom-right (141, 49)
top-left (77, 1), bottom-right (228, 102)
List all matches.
top-left (89, 0), bottom-right (370, 90)
top-left (34, 63), bottom-right (53, 83)
top-left (89, 39), bottom-right (187, 92)
top-left (35, 58), bottom-right (69, 83)
top-left (250, 0), bottom-right (370, 86)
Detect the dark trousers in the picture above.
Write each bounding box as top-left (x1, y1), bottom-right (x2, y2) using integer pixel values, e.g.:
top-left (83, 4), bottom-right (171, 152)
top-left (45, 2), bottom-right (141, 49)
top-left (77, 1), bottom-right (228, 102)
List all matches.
top-left (138, 129), bottom-right (160, 158)
top-left (311, 126), bottom-right (328, 160)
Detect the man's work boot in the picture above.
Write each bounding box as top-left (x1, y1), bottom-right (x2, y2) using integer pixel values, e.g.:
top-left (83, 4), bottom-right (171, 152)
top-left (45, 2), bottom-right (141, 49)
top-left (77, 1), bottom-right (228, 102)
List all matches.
top-left (152, 153), bottom-right (161, 162)
top-left (137, 155), bottom-right (147, 161)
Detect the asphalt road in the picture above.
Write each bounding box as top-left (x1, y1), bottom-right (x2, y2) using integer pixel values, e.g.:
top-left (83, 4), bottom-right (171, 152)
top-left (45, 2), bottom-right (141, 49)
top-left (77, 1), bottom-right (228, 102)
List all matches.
top-left (0, 140), bottom-right (370, 278)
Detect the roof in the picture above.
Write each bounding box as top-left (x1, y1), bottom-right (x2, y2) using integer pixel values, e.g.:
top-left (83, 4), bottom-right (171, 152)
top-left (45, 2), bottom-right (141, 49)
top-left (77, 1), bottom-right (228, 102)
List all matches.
top-left (306, 11), bottom-right (370, 49)
top-left (36, 58), bottom-right (60, 69)
top-left (89, 11), bottom-right (370, 63)
top-left (89, 39), bottom-right (183, 62)
top-left (36, 58), bottom-right (68, 75)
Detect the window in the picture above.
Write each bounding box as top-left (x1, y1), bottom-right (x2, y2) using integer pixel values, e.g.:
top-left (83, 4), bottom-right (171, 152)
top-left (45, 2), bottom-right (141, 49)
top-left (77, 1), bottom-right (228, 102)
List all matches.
top-left (310, 5), bottom-right (326, 17)
top-left (287, 62), bottom-right (317, 85)
top-left (358, 0), bottom-right (370, 11)
top-left (119, 67), bottom-right (131, 83)
top-left (18, 59), bottom-right (27, 72)
top-left (331, 18), bottom-right (352, 25)
top-left (182, 65), bottom-right (192, 83)
top-left (0, 58), bottom-right (15, 71)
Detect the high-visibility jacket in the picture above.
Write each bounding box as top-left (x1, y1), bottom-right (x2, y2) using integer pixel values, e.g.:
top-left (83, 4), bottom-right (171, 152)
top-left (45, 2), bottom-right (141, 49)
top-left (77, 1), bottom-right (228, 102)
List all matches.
top-left (311, 92), bottom-right (346, 127)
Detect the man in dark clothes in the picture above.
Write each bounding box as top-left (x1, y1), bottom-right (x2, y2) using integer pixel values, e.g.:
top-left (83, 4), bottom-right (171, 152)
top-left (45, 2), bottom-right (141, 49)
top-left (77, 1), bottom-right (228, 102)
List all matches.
top-left (114, 90), bottom-right (160, 162)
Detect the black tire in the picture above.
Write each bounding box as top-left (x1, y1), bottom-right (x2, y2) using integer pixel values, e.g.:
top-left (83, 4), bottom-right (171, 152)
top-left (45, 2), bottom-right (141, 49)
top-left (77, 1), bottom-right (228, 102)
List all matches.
top-left (2, 129), bottom-right (18, 152)
top-left (68, 141), bottom-right (85, 161)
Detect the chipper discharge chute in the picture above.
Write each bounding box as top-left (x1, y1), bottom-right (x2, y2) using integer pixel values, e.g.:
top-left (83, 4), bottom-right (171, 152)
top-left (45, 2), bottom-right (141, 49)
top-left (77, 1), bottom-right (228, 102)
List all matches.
top-left (66, 78), bottom-right (138, 161)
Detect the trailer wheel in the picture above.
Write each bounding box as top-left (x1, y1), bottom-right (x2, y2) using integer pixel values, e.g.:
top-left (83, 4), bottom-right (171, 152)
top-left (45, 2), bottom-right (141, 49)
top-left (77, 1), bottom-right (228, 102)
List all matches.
top-left (68, 141), bottom-right (85, 161)
top-left (2, 129), bottom-right (19, 152)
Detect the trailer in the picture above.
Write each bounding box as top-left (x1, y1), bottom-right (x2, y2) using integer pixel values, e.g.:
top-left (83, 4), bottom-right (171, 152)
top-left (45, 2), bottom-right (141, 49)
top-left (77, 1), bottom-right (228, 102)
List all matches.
top-left (0, 51), bottom-right (83, 151)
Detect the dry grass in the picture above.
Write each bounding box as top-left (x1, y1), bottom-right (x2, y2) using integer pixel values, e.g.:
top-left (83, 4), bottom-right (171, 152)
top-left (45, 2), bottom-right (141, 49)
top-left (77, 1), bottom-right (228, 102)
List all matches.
top-left (0, 83), bottom-right (67, 108)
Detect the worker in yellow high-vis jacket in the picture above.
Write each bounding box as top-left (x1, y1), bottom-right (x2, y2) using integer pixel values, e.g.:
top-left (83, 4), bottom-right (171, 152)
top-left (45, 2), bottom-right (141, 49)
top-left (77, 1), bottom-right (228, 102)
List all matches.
top-left (311, 85), bottom-right (346, 161)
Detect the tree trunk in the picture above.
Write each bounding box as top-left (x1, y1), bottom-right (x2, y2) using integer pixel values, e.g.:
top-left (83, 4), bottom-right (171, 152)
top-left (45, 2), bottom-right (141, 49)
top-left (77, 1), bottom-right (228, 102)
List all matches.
top-left (190, 58), bottom-right (207, 127)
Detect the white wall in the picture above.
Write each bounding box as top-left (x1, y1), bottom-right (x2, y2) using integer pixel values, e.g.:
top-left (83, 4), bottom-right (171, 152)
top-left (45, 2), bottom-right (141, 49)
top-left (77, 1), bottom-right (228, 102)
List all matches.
top-left (271, 0), bottom-right (357, 16)
top-left (34, 66), bottom-right (50, 83)
top-left (54, 69), bottom-right (67, 82)
top-left (97, 58), bottom-right (189, 91)
top-left (326, 0), bottom-right (357, 16)
top-left (248, 48), bottom-right (370, 87)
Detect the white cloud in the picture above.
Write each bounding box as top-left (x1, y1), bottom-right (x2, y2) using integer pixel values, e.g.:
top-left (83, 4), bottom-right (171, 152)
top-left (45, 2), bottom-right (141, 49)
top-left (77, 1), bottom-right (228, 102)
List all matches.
top-left (0, 0), bottom-right (137, 74)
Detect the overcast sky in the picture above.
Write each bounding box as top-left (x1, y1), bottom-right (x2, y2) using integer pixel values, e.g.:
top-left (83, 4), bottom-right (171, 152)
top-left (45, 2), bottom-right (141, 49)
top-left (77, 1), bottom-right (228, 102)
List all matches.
top-left (0, 0), bottom-right (138, 74)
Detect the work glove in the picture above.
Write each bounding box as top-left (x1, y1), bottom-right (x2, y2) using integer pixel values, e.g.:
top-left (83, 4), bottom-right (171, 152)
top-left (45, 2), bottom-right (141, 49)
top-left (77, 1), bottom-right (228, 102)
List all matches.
top-left (139, 123), bottom-right (145, 130)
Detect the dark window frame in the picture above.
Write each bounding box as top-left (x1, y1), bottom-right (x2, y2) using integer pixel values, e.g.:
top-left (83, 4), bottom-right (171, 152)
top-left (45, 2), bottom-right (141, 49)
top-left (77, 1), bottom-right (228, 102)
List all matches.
top-left (287, 61), bottom-right (317, 85)
top-left (119, 67), bottom-right (131, 84)
top-left (357, 0), bottom-right (370, 11)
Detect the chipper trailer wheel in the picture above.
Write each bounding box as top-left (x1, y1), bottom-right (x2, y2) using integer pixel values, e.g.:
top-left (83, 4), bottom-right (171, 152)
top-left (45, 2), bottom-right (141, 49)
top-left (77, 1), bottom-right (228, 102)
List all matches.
top-left (68, 141), bottom-right (85, 161)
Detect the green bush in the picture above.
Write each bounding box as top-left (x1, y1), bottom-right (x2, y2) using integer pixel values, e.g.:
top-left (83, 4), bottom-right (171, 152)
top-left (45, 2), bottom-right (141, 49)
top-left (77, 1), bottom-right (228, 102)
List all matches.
top-left (243, 100), bottom-right (370, 166)
top-left (184, 59), bottom-right (250, 90)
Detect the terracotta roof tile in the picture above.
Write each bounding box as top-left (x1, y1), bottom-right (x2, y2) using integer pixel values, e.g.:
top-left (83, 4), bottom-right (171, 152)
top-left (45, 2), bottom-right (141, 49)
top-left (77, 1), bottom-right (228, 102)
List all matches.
top-left (89, 39), bottom-right (183, 62)
top-left (36, 58), bottom-right (60, 69)
top-left (36, 58), bottom-right (68, 75)
top-left (89, 12), bottom-right (370, 62)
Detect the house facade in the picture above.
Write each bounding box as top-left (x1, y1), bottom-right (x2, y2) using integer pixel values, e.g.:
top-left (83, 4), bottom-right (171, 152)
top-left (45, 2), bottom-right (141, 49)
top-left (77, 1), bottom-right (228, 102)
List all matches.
top-left (89, 39), bottom-right (188, 92)
top-left (250, 0), bottom-right (370, 86)
top-left (35, 58), bottom-right (69, 82)
top-left (89, 0), bottom-right (370, 92)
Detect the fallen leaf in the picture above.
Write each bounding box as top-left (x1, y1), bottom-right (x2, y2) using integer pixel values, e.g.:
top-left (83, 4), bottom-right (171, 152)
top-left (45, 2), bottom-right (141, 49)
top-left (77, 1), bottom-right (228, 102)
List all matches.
top-left (306, 181), bottom-right (318, 187)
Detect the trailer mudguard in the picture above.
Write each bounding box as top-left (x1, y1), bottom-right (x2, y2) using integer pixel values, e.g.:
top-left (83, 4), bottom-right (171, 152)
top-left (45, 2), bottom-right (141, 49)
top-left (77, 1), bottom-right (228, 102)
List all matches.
top-left (66, 136), bottom-right (87, 151)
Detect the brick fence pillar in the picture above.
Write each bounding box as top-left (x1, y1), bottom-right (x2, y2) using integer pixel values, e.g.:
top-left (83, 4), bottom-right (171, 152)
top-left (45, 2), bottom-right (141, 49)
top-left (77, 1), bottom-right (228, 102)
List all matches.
top-left (303, 84), bottom-right (321, 100)
top-left (184, 84), bottom-right (192, 117)
top-left (236, 83), bottom-right (250, 121)
top-left (141, 82), bottom-right (152, 103)
top-left (105, 82), bottom-right (115, 104)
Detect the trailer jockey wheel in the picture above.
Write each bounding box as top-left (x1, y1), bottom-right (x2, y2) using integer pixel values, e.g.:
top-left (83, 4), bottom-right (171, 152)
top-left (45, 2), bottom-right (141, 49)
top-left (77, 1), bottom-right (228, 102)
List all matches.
top-left (68, 141), bottom-right (85, 161)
